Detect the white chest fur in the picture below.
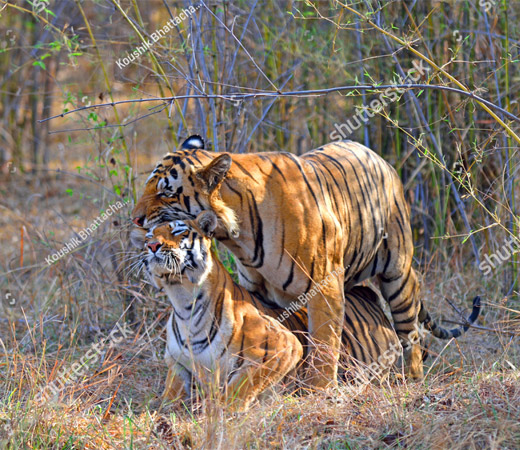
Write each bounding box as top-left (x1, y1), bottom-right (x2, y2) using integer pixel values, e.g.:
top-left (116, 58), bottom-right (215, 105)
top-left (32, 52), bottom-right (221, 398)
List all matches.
top-left (164, 290), bottom-right (236, 382)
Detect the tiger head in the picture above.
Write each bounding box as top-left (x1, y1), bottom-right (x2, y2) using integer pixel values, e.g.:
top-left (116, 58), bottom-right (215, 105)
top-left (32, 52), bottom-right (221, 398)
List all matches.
top-left (131, 135), bottom-right (238, 243)
top-left (138, 210), bottom-right (219, 287)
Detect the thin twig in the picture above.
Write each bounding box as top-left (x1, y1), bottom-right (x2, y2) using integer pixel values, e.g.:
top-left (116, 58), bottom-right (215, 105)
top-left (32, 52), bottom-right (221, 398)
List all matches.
top-left (47, 104), bottom-right (168, 135)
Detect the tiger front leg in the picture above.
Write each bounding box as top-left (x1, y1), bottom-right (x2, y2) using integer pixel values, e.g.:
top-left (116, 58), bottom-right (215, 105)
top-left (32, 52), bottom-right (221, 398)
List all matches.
top-left (225, 364), bottom-right (293, 412)
top-left (162, 355), bottom-right (193, 406)
top-left (304, 281), bottom-right (345, 389)
top-left (162, 367), bottom-right (188, 403)
top-left (225, 332), bottom-right (303, 411)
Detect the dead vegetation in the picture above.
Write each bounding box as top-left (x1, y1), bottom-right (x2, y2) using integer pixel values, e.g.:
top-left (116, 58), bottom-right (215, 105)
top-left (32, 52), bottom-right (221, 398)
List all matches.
top-left (1, 0), bottom-right (520, 448)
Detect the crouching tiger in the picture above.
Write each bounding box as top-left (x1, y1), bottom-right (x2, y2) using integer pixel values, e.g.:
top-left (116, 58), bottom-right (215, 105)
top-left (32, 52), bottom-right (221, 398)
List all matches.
top-left (133, 211), bottom-right (406, 410)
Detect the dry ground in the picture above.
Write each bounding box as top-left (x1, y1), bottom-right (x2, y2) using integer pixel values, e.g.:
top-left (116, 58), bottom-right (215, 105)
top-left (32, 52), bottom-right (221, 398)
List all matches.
top-left (1, 173), bottom-right (519, 449)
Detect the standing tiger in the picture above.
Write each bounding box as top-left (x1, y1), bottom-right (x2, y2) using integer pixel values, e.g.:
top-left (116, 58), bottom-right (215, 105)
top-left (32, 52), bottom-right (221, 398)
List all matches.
top-left (134, 211), bottom-right (403, 409)
top-left (131, 135), bottom-right (476, 386)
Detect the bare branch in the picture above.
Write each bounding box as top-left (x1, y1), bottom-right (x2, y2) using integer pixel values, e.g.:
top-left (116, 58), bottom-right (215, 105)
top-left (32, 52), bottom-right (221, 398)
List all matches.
top-left (39, 84), bottom-right (520, 125)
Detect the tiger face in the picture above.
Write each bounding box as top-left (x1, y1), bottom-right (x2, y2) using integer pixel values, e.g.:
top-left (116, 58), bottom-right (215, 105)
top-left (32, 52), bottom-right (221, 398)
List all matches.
top-left (131, 135), bottom-right (238, 237)
top-left (139, 211), bottom-right (218, 287)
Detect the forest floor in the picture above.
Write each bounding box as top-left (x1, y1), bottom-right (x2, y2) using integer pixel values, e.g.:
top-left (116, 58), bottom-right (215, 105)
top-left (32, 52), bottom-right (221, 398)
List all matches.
top-left (1, 173), bottom-right (519, 449)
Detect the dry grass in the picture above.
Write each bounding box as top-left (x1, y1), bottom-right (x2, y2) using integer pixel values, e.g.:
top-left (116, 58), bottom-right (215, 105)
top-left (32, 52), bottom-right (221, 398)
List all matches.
top-left (2, 0), bottom-right (520, 447)
top-left (1, 174), bottom-right (519, 449)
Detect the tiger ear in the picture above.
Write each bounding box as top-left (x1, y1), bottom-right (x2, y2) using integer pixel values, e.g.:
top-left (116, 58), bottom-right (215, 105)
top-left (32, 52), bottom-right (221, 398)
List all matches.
top-left (196, 211), bottom-right (218, 238)
top-left (195, 154), bottom-right (232, 193)
top-left (181, 135), bottom-right (204, 150)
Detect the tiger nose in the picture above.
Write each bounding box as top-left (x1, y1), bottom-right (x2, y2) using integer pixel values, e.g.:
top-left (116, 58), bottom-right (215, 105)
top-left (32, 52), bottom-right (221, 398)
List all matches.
top-left (133, 216), bottom-right (145, 227)
top-left (147, 241), bottom-right (162, 253)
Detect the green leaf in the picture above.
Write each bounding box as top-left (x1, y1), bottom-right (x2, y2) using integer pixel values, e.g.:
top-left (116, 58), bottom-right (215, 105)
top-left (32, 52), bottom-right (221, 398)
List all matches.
top-left (65, 188), bottom-right (74, 197)
top-left (32, 60), bottom-right (46, 70)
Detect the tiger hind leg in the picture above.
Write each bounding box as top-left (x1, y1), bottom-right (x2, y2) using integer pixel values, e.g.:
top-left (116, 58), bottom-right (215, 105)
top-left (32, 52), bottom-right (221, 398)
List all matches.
top-left (379, 265), bottom-right (423, 379)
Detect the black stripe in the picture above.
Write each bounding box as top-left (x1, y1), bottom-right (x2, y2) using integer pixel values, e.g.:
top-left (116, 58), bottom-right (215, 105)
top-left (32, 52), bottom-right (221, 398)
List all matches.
top-left (283, 261), bottom-right (295, 291)
top-left (183, 195), bottom-right (191, 214)
top-left (220, 321), bottom-right (236, 359)
top-left (382, 250), bottom-right (392, 274)
top-left (191, 287), bottom-right (225, 352)
top-left (189, 151), bottom-right (204, 165)
top-left (223, 180), bottom-right (244, 209)
top-left (380, 273), bottom-right (401, 283)
top-left (277, 221), bottom-right (285, 268)
top-left (388, 269), bottom-right (411, 303)
top-left (193, 191), bottom-right (204, 209)
top-left (262, 336), bottom-right (269, 363)
top-left (233, 160), bottom-right (256, 180)
top-left (171, 315), bottom-right (185, 348)
top-left (304, 260), bottom-right (315, 293)
top-left (246, 189), bottom-right (265, 268)
top-left (269, 159), bottom-right (287, 183)
top-left (370, 253), bottom-right (379, 277)
top-left (170, 155), bottom-right (186, 170)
